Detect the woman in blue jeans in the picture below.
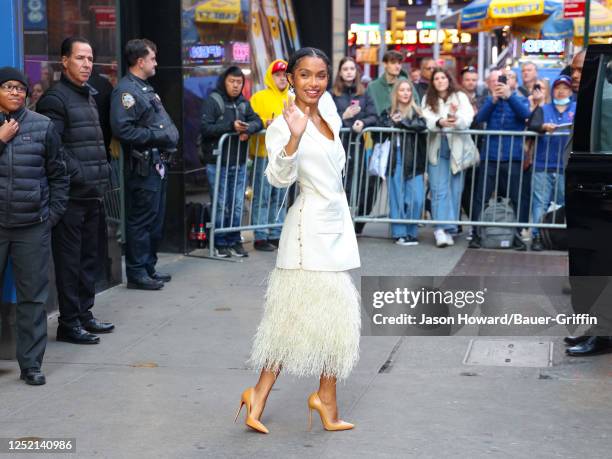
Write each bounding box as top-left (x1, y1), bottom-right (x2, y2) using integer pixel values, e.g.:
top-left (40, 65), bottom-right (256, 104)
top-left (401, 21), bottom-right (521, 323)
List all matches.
top-left (422, 68), bottom-right (475, 248)
top-left (380, 80), bottom-right (427, 245)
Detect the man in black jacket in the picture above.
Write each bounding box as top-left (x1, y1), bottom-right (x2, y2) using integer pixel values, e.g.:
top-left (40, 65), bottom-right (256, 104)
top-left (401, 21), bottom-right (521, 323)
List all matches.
top-left (38, 37), bottom-right (115, 345)
top-left (201, 66), bottom-right (263, 258)
top-left (0, 67), bottom-right (69, 384)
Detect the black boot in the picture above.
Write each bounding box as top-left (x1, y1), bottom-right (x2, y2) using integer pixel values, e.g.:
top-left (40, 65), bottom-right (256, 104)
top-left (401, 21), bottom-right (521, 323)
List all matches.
top-left (531, 235), bottom-right (544, 252)
top-left (20, 368), bottom-right (46, 385)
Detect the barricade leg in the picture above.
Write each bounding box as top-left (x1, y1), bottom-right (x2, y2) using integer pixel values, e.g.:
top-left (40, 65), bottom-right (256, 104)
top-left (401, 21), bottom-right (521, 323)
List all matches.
top-left (531, 171), bottom-right (552, 237)
top-left (405, 174), bottom-right (425, 239)
top-left (206, 165), bottom-right (229, 248)
top-left (224, 164), bottom-right (247, 247)
top-left (252, 156), bottom-right (270, 242)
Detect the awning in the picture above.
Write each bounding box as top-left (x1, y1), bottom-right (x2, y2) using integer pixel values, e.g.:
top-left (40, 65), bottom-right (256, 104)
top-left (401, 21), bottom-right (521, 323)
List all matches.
top-left (541, 1), bottom-right (612, 39)
top-left (195, 0), bottom-right (241, 24)
top-left (460, 0), bottom-right (560, 31)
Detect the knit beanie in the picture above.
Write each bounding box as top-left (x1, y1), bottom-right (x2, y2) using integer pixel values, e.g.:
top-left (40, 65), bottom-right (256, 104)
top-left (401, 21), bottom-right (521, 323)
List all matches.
top-left (0, 67), bottom-right (28, 88)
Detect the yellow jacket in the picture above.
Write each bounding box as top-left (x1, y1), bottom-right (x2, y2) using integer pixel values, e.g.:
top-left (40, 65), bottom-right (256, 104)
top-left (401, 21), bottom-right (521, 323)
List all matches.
top-left (249, 59), bottom-right (290, 158)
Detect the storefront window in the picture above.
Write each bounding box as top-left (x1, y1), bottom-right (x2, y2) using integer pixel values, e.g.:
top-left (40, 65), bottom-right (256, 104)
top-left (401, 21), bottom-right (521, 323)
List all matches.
top-left (180, 0), bottom-right (300, 188)
top-left (23, 0), bottom-right (118, 96)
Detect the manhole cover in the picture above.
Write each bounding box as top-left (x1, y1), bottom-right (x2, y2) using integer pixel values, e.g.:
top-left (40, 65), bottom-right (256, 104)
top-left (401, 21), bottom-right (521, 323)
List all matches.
top-left (463, 339), bottom-right (553, 367)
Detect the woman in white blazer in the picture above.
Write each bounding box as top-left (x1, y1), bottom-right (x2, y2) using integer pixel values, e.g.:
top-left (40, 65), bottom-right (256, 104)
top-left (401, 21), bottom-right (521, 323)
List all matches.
top-left (421, 68), bottom-right (475, 248)
top-left (235, 48), bottom-right (360, 434)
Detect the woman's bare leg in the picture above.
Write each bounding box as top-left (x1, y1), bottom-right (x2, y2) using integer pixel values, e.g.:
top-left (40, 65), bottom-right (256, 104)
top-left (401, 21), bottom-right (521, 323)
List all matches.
top-left (250, 367), bottom-right (280, 420)
top-left (317, 374), bottom-right (339, 421)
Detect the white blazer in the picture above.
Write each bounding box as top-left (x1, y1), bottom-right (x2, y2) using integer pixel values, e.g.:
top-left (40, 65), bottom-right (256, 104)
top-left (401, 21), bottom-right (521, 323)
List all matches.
top-left (264, 98), bottom-right (361, 272)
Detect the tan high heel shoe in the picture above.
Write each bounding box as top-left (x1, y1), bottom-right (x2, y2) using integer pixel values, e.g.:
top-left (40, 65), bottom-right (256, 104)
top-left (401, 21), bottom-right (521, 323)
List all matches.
top-left (307, 392), bottom-right (354, 431)
top-left (234, 387), bottom-right (269, 434)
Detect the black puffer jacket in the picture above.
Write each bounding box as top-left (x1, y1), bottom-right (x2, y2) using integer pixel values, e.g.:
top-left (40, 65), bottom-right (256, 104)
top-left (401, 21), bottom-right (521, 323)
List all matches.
top-left (380, 109), bottom-right (427, 177)
top-left (200, 68), bottom-right (263, 165)
top-left (0, 108), bottom-right (69, 227)
top-left (37, 73), bottom-right (110, 199)
top-left (331, 86), bottom-right (378, 130)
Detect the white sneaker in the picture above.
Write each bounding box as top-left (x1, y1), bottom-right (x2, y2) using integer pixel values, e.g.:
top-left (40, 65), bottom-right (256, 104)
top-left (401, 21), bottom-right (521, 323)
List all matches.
top-left (434, 229), bottom-right (448, 248)
top-left (445, 232), bottom-right (455, 246)
top-left (395, 237), bottom-right (419, 246)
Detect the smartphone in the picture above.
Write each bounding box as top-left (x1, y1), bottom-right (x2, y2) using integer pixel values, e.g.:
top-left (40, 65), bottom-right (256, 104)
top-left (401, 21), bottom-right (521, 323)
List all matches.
top-left (350, 99), bottom-right (360, 107)
top-left (534, 83), bottom-right (542, 91)
top-left (498, 75), bottom-right (507, 85)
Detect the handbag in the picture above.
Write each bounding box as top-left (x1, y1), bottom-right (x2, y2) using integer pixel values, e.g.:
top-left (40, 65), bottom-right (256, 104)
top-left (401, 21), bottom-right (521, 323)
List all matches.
top-left (367, 139), bottom-right (391, 179)
top-left (454, 134), bottom-right (480, 173)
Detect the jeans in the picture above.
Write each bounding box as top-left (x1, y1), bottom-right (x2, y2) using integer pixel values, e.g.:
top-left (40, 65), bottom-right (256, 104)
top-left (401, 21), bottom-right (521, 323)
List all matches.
top-left (428, 138), bottom-right (463, 232)
top-left (531, 171), bottom-right (565, 237)
top-left (251, 156), bottom-right (285, 241)
top-left (206, 163), bottom-right (247, 247)
top-left (388, 153), bottom-right (425, 239)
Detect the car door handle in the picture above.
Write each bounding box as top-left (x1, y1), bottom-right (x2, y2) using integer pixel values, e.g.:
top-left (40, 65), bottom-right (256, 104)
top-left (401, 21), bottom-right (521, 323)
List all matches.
top-left (576, 183), bottom-right (612, 194)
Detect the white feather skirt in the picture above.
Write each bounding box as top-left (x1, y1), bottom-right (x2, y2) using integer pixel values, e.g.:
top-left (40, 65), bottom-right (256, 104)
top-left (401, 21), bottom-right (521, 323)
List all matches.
top-left (248, 268), bottom-right (361, 380)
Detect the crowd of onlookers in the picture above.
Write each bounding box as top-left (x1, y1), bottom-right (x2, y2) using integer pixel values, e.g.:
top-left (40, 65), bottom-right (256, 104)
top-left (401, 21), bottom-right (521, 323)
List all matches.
top-left (200, 49), bottom-right (584, 257)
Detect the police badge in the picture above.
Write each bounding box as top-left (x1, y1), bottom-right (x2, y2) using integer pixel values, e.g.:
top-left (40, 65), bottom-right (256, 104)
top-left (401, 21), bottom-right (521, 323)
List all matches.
top-left (122, 93), bottom-right (136, 109)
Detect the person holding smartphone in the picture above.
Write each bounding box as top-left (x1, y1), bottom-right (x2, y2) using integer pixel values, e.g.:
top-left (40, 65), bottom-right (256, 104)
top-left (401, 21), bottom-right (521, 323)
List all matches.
top-left (469, 70), bottom-right (532, 250)
top-left (200, 66), bottom-right (263, 258)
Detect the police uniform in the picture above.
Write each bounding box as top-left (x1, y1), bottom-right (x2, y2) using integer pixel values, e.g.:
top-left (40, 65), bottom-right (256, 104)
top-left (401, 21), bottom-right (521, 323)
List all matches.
top-left (110, 72), bottom-right (179, 288)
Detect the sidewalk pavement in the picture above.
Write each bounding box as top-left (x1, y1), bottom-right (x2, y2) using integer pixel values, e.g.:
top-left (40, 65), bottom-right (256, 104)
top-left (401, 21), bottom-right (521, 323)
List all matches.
top-left (0, 226), bottom-right (610, 458)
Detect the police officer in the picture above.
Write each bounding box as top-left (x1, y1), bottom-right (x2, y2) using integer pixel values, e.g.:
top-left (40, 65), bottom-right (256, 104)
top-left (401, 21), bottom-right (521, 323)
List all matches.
top-left (110, 39), bottom-right (178, 290)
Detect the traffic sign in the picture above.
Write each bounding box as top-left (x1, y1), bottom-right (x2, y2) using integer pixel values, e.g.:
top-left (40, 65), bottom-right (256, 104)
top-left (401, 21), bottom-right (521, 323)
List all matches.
top-left (563, 0), bottom-right (586, 18)
top-left (417, 20), bottom-right (437, 29)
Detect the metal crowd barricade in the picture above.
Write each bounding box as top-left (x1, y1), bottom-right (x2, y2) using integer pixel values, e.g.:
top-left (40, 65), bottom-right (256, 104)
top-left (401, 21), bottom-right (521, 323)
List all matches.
top-left (202, 128), bottom-right (354, 259)
top-left (203, 125), bottom-right (570, 259)
top-left (103, 158), bottom-right (122, 226)
top-left (347, 126), bottom-right (570, 231)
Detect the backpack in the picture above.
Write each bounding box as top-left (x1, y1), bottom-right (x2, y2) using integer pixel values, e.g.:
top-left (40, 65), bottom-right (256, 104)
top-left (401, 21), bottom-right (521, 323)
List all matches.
top-left (209, 92), bottom-right (247, 123)
top-left (478, 197), bottom-right (516, 249)
top-left (540, 206), bottom-right (567, 251)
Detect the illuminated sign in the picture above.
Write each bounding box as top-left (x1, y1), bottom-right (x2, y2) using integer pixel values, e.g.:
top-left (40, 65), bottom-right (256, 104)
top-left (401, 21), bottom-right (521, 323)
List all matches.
top-left (349, 29), bottom-right (472, 46)
top-left (232, 42), bottom-right (250, 63)
top-left (188, 45), bottom-right (225, 63)
top-left (522, 39), bottom-right (564, 55)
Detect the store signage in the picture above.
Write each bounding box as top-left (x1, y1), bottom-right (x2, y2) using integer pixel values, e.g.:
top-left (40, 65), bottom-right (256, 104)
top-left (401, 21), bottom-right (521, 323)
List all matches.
top-left (195, 0), bottom-right (241, 24)
top-left (90, 6), bottom-right (116, 29)
top-left (232, 42), bottom-right (250, 63)
top-left (416, 21), bottom-right (436, 30)
top-left (563, 0), bottom-right (586, 18)
top-left (23, 0), bottom-right (47, 31)
top-left (522, 39), bottom-right (564, 55)
top-left (349, 29), bottom-right (472, 46)
top-left (350, 23), bottom-right (380, 33)
top-left (188, 44), bottom-right (225, 64)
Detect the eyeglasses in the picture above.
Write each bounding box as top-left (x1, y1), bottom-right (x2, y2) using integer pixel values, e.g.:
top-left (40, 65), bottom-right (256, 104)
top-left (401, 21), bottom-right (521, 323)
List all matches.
top-left (1, 83), bottom-right (27, 94)
top-left (461, 66), bottom-right (477, 75)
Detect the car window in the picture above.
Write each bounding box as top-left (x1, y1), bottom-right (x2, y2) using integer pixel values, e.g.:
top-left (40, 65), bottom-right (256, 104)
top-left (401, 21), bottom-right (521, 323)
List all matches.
top-left (597, 57), bottom-right (612, 152)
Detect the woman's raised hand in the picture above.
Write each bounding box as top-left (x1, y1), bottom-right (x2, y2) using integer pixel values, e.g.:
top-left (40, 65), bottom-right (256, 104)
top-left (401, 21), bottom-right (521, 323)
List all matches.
top-left (282, 99), bottom-right (309, 139)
